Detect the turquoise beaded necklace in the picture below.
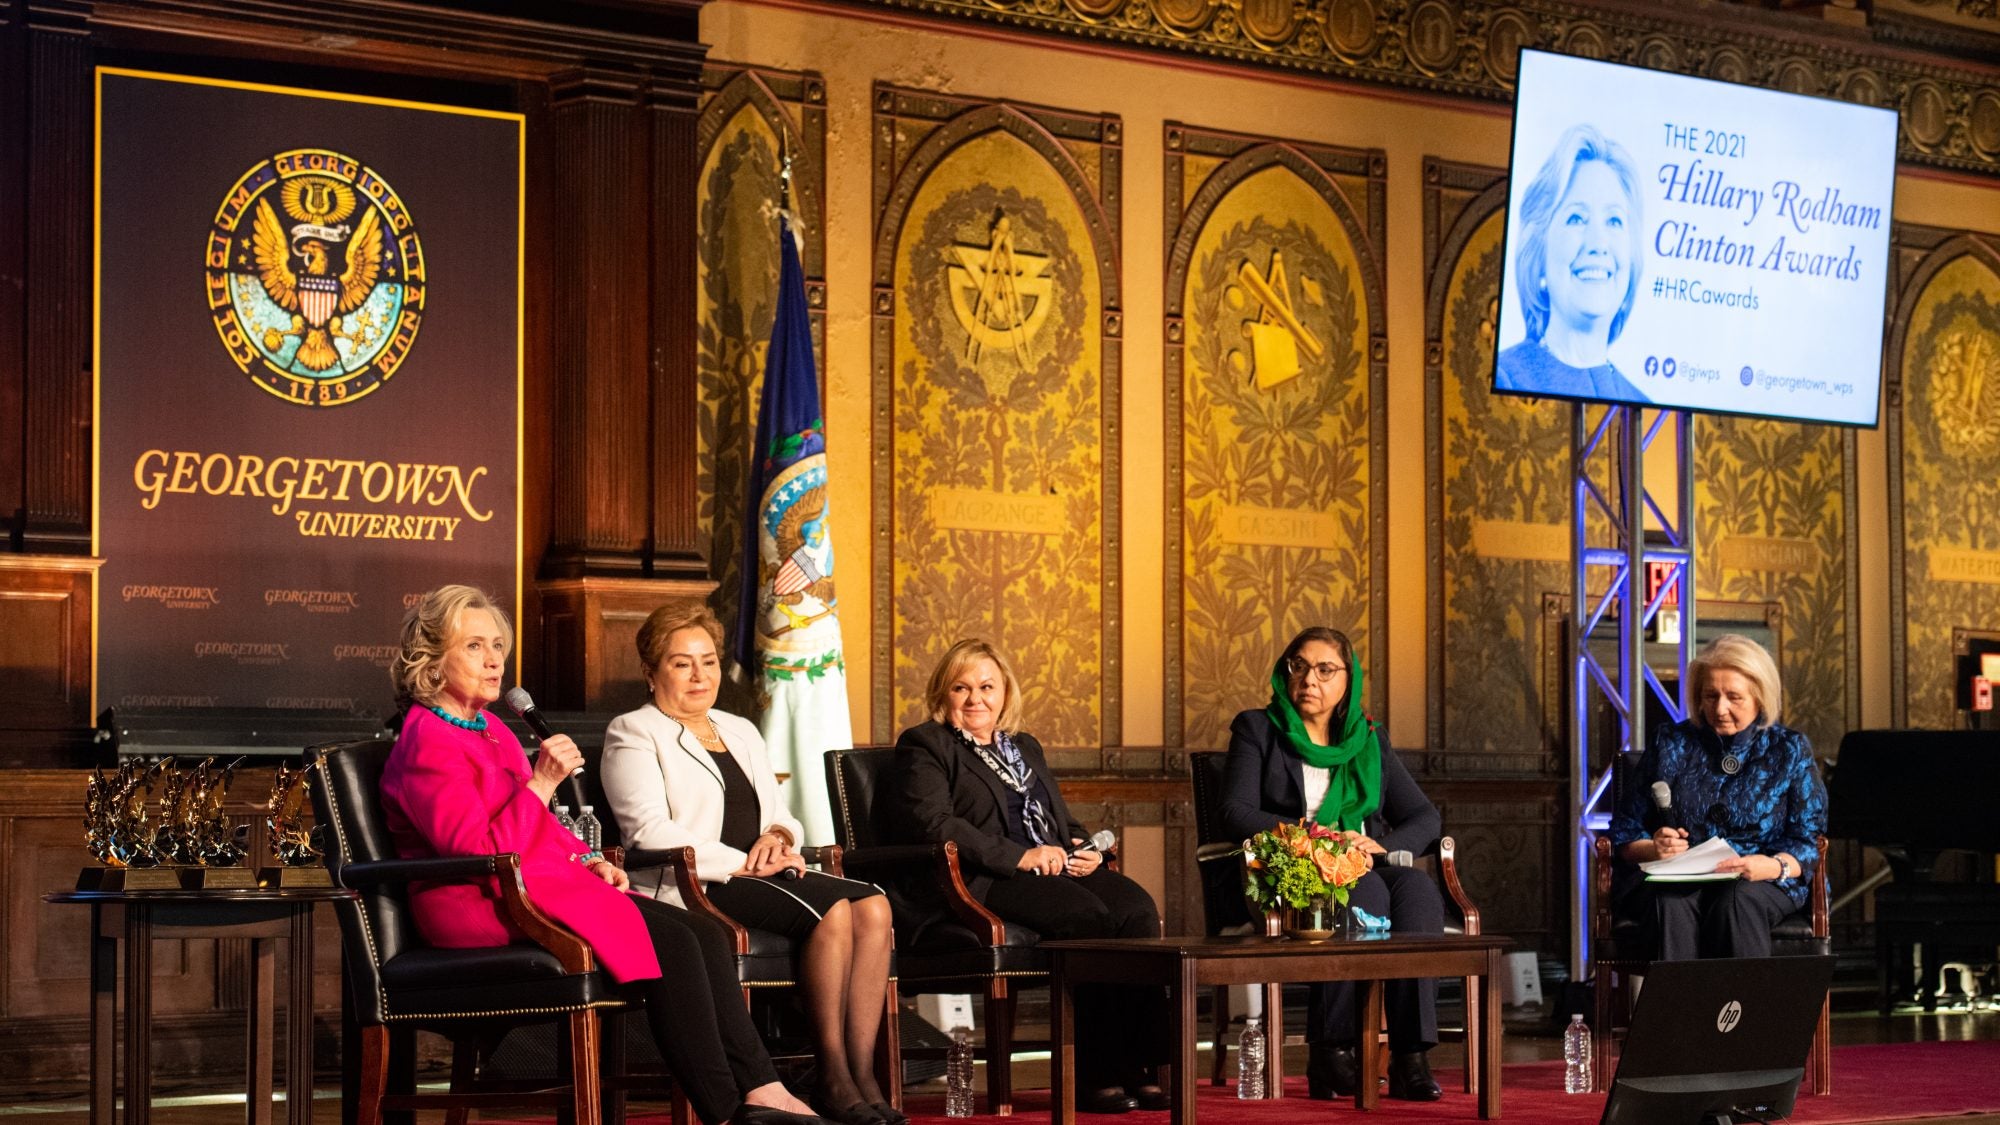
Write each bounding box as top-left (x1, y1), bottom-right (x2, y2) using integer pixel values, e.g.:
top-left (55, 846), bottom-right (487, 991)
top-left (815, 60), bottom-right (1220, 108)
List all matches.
top-left (430, 704), bottom-right (492, 737)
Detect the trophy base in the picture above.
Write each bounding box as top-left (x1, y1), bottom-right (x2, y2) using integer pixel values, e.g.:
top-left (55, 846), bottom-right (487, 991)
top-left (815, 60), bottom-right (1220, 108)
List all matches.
top-left (76, 867), bottom-right (181, 892)
top-left (258, 865), bottom-right (332, 888)
top-left (181, 866), bottom-right (257, 889)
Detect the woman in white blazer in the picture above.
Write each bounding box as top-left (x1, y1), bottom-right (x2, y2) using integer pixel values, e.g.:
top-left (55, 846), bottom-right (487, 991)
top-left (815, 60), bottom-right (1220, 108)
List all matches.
top-left (601, 603), bottom-right (897, 1125)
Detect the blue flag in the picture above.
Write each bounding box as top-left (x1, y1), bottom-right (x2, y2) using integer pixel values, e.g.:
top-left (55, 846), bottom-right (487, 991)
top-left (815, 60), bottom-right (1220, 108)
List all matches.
top-left (732, 215), bottom-right (849, 843)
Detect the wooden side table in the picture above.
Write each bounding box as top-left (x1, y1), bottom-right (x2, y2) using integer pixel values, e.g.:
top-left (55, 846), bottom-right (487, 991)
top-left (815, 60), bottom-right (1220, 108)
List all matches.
top-left (46, 885), bottom-right (355, 1125)
top-left (1046, 932), bottom-right (1512, 1124)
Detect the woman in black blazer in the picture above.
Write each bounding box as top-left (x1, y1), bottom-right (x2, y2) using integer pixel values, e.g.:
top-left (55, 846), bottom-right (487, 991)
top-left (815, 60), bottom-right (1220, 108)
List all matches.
top-left (1220, 626), bottom-right (1446, 1102)
top-left (890, 638), bottom-right (1165, 1115)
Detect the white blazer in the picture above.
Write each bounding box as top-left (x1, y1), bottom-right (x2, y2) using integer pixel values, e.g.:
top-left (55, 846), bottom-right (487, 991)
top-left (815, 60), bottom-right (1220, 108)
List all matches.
top-left (600, 703), bottom-right (806, 907)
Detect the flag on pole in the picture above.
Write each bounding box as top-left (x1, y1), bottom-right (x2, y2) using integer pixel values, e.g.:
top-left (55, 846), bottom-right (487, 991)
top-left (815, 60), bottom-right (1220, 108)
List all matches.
top-left (732, 213), bottom-right (849, 844)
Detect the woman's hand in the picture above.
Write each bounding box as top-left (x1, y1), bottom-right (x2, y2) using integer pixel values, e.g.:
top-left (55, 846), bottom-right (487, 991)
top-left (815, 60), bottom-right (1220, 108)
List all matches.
top-left (1064, 838), bottom-right (1101, 877)
top-left (1345, 832), bottom-right (1388, 856)
top-left (1016, 844), bottom-right (1066, 876)
top-left (527, 733), bottom-right (584, 804)
top-left (587, 857), bottom-right (630, 891)
top-left (1715, 853), bottom-right (1784, 882)
top-left (1650, 826), bottom-right (1690, 859)
top-left (743, 830), bottom-right (793, 873)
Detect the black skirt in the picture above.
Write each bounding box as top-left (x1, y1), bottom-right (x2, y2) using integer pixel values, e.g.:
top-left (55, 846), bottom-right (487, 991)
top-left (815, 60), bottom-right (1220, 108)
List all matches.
top-left (702, 870), bottom-right (885, 943)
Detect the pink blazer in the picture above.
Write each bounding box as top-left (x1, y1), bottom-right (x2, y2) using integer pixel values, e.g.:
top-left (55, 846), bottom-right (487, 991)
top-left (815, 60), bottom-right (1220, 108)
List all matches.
top-left (380, 707), bottom-right (662, 982)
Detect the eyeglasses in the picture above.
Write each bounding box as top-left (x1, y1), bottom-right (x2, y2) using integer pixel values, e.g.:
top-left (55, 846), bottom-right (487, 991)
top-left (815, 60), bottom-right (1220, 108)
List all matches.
top-left (1286, 658), bottom-right (1348, 683)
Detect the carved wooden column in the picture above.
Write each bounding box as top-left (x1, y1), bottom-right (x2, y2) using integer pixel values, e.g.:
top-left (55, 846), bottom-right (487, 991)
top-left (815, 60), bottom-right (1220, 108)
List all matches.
top-left (535, 55), bottom-right (713, 710)
top-left (21, 6), bottom-right (88, 552)
top-left (0, 0), bottom-right (25, 543)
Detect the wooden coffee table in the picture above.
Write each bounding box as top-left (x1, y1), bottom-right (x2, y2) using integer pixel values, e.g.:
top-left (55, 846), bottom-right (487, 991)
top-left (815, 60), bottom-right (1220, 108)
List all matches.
top-left (1047, 933), bottom-right (1511, 1123)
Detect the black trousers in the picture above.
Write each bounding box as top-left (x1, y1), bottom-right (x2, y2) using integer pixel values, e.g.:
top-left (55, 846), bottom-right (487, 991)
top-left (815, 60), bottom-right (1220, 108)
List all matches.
top-left (982, 866), bottom-right (1168, 1087)
top-left (625, 895), bottom-right (782, 1125)
top-left (1309, 865), bottom-right (1444, 1052)
top-left (1627, 878), bottom-right (1796, 961)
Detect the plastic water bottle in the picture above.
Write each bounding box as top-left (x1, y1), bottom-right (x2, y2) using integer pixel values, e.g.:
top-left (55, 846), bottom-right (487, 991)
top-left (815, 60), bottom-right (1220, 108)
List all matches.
top-left (1563, 1013), bottom-right (1592, 1094)
top-left (574, 805), bottom-right (602, 851)
top-left (553, 804), bottom-right (576, 837)
top-left (944, 1026), bottom-right (975, 1117)
top-left (1236, 1015), bottom-right (1266, 1099)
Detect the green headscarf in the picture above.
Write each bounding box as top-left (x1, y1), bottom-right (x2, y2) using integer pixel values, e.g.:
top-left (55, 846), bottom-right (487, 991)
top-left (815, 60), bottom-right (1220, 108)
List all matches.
top-left (1267, 651), bottom-right (1381, 830)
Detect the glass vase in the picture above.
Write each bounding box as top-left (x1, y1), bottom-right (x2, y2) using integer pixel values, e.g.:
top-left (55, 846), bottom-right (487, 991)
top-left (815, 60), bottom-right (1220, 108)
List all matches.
top-left (1282, 896), bottom-right (1347, 943)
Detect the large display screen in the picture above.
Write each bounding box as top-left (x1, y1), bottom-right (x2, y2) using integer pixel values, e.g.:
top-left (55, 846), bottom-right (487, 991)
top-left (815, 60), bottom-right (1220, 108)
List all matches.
top-left (1493, 49), bottom-right (1898, 426)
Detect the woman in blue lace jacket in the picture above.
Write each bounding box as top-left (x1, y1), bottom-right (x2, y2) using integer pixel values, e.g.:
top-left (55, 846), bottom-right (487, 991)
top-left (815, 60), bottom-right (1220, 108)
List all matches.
top-left (1610, 634), bottom-right (1827, 960)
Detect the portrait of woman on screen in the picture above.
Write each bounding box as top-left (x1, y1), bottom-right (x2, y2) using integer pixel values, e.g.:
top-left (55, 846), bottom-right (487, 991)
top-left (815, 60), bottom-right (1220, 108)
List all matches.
top-left (1496, 123), bottom-right (1650, 405)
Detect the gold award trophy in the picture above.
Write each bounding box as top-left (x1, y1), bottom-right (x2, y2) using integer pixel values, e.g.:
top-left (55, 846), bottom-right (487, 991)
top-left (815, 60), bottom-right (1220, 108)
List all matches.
top-left (80, 757), bottom-right (255, 890)
top-left (260, 764), bottom-right (330, 887)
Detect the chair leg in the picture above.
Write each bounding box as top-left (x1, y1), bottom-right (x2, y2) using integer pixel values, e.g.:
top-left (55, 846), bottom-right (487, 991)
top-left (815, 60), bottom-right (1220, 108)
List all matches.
top-left (602, 1009), bottom-right (630, 1125)
top-left (1209, 984), bottom-right (1230, 1086)
top-left (570, 1010), bottom-right (603, 1125)
top-left (985, 982), bottom-right (1015, 1116)
top-left (671, 1089), bottom-right (693, 1125)
top-left (877, 979), bottom-right (904, 1111)
top-left (1593, 966), bottom-right (1615, 1093)
top-left (355, 1025), bottom-right (389, 1125)
top-left (444, 1039), bottom-right (477, 1125)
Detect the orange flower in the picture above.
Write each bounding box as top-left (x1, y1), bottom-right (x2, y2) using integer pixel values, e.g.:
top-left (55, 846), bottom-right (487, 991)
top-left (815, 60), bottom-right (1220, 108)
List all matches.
top-left (1329, 847), bottom-right (1373, 887)
top-left (1311, 849), bottom-right (1341, 884)
top-left (1288, 832), bottom-right (1312, 857)
top-left (1245, 855), bottom-right (1265, 870)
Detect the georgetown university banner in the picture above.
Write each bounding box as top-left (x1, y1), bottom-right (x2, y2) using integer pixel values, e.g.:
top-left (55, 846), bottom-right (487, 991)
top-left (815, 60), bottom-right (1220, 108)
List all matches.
top-left (94, 69), bottom-right (523, 716)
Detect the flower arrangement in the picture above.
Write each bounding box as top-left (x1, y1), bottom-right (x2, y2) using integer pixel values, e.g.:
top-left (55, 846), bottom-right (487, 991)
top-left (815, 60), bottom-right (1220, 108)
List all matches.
top-left (1242, 819), bottom-right (1374, 912)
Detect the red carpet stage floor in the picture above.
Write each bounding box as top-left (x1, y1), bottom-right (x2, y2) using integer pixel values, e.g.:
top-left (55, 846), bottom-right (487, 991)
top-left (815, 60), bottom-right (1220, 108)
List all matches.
top-left (876, 1042), bottom-right (2000, 1124)
top-left (846, 1042), bottom-right (2000, 1124)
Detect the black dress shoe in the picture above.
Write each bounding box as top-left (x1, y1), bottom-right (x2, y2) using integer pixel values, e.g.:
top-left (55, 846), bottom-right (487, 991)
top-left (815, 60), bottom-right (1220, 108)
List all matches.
top-left (737, 1107), bottom-right (833, 1125)
top-left (1387, 1051), bottom-right (1443, 1101)
top-left (808, 1098), bottom-right (886, 1125)
top-left (869, 1102), bottom-right (909, 1125)
top-left (1078, 1086), bottom-right (1139, 1114)
top-left (1127, 1084), bottom-right (1171, 1111)
top-left (1306, 1042), bottom-right (1359, 1099)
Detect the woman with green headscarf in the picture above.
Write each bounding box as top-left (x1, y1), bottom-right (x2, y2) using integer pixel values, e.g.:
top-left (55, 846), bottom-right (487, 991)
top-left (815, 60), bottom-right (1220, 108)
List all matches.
top-left (1219, 626), bottom-right (1446, 1103)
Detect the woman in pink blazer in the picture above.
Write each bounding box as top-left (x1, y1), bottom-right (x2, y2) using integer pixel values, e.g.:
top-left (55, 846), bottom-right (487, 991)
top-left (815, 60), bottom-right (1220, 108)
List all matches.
top-left (379, 584), bottom-right (825, 1125)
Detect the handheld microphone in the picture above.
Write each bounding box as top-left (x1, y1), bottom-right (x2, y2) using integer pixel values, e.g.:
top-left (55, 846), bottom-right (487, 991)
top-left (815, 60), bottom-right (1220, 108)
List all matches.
top-left (1070, 829), bottom-right (1117, 856)
top-left (1646, 781), bottom-right (1681, 832)
top-left (505, 688), bottom-right (587, 808)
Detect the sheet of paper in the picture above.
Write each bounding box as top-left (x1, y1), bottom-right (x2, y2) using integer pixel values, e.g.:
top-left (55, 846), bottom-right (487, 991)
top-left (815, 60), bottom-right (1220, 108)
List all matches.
top-left (1638, 835), bottom-right (1737, 876)
top-left (1644, 872), bottom-right (1742, 884)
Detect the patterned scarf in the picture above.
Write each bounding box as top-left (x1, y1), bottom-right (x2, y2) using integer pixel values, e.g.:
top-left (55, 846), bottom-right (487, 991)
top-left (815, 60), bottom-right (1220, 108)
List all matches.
top-left (955, 726), bottom-right (1057, 845)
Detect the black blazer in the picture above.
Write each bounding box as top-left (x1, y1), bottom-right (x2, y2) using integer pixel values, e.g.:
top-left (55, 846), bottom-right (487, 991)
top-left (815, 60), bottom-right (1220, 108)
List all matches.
top-left (889, 719), bottom-right (1088, 901)
top-left (1218, 708), bottom-right (1440, 857)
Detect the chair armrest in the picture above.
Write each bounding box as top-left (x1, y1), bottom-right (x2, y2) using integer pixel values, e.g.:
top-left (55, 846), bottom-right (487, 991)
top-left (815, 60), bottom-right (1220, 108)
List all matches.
top-left (1439, 835), bottom-right (1481, 936)
top-left (625, 845), bottom-right (750, 955)
top-left (338, 854), bottom-right (502, 888)
top-left (1592, 835), bottom-right (1614, 941)
top-left (1194, 841), bottom-right (1241, 863)
top-left (604, 845), bottom-right (624, 868)
top-left (843, 842), bottom-right (1007, 946)
top-left (1810, 833), bottom-right (1829, 939)
top-left (489, 852), bottom-right (597, 974)
top-left (802, 844), bottom-right (843, 877)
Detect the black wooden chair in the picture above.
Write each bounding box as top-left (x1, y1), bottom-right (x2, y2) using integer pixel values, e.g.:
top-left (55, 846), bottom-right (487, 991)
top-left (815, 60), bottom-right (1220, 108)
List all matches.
top-left (825, 747), bottom-right (1048, 1116)
top-left (1186, 749), bottom-right (1484, 1094)
top-left (311, 736), bottom-right (668, 1125)
top-left (1591, 830), bottom-right (1831, 1094)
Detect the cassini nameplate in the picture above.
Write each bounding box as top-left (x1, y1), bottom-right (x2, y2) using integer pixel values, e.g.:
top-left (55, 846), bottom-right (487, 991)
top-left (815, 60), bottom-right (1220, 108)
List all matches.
top-left (930, 488), bottom-right (1064, 535)
top-left (1471, 520), bottom-right (1568, 562)
top-left (1718, 536), bottom-right (1815, 574)
top-left (1928, 547), bottom-right (2000, 586)
top-left (1220, 505), bottom-right (1335, 549)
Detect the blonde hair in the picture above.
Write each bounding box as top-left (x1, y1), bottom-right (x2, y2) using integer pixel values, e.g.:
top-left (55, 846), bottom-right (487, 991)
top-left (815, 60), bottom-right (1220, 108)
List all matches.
top-left (636, 601), bottom-right (725, 677)
top-left (1691, 633), bottom-right (1782, 727)
top-left (924, 638), bottom-right (1025, 735)
top-left (393, 585), bottom-right (512, 711)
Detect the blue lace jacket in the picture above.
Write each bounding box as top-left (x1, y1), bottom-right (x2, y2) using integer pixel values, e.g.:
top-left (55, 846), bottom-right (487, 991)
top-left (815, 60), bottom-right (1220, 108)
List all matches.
top-left (1609, 718), bottom-right (1828, 908)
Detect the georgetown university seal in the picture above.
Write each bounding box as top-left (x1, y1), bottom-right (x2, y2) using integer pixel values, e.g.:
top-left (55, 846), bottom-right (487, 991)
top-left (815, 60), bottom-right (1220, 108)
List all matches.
top-left (205, 148), bottom-right (426, 406)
